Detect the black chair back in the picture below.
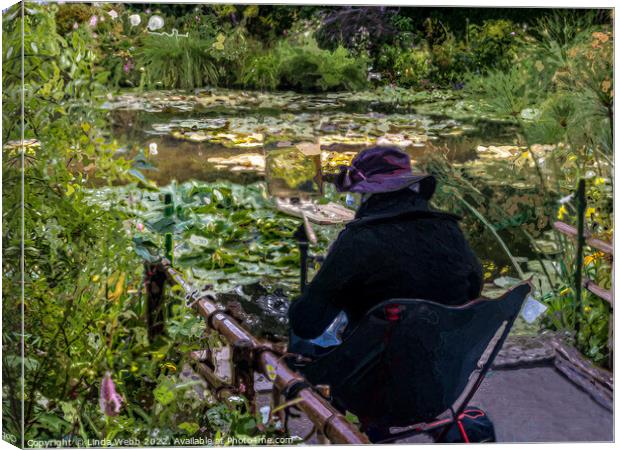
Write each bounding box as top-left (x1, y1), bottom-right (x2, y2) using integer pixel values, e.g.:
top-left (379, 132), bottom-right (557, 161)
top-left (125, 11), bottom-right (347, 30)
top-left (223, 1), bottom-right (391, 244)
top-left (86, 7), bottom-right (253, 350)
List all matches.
top-left (300, 282), bottom-right (532, 428)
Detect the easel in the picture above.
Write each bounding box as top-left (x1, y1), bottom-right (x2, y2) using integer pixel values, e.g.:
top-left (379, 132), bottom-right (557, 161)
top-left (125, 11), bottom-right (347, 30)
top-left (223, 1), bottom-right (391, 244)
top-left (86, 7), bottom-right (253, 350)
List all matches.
top-left (264, 141), bottom-right (355, 292)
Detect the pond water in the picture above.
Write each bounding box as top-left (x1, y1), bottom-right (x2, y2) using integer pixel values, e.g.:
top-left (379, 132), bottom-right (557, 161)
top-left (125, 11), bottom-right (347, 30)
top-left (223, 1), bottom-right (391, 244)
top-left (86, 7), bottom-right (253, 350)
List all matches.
top-left (104, 88), bottom-right (520, 186)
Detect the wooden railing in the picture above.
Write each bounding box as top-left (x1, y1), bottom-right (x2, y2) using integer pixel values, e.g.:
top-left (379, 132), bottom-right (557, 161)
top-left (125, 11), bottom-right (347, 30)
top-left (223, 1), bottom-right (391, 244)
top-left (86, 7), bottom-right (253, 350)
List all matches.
top-left (553, 221), bottom-right (614, 307)
top-left (553, 179), bottom-right (614, 369)
top-left (145, 259), bottom-right (369, 444)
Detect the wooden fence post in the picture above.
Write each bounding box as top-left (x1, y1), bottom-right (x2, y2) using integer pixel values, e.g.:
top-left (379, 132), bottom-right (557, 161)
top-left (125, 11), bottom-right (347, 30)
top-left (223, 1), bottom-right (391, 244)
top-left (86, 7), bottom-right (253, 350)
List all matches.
top-left (164, 193), bottom-right (174, 263)
top-left (574, 179), bottom-right (586, 335)
top-left (145, 262), bottom-right (167, 342)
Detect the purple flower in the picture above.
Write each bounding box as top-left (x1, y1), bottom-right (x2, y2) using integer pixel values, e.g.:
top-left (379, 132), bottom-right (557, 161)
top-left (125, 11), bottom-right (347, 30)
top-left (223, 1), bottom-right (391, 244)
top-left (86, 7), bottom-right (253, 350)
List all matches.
top-left (123, 58), bottom-right (134, 74)
top-left (88, 15), bottom-right (98, 27)
top-left (99, 372), bottom-right (122, 416)
top-left (510, 31), bottom-right (516, 36)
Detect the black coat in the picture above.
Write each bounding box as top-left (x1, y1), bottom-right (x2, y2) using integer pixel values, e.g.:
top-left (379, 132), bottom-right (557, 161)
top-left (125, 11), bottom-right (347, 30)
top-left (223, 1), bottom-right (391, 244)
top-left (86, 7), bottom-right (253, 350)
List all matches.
top-left (288, 188), bottom-right (483, 339)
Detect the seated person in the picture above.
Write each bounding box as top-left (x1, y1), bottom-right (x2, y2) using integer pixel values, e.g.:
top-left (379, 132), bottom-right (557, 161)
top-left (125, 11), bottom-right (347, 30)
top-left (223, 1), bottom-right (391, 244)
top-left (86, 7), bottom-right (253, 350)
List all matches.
top-left (288, 146), bottom-right (483, 357)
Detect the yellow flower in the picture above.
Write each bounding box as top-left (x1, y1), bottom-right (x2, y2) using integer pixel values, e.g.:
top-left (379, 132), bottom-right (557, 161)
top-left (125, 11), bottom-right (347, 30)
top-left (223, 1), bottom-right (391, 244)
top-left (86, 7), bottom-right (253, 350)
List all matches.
top-left (594, 177), bottom-right (606, 186)
top-left (557, 205), bottom-right (568, 220)
top-left (160, 362), bottom-right (177, 373)
top-left (585, 207), bottom-right (596, 219)
top-left (560, 287), bottom-right (571, 296)
top-left (584, 251), bottom-right (604, 265)
top-left (92, 274), bottom-right (100, 282)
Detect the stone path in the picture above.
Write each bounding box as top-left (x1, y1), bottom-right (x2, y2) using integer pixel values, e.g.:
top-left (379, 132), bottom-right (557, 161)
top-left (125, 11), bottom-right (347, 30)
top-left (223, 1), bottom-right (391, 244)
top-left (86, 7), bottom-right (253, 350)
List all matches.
top-left (395, 366), bottom-right (613, 443)
top-left (263, 342), bottom-right (613, 444)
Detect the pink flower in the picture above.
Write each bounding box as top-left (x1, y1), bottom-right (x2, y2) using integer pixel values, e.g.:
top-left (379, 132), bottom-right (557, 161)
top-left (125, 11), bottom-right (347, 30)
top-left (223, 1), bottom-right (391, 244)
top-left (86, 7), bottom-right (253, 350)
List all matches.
top-left (123, 58), bottom-right (134, 74)
top-left (136, 222), bottom-right (145, 232)
top-left (88, 15), bottom-right (98, 27)
top-left (99, 372), bottom-right (122, 416)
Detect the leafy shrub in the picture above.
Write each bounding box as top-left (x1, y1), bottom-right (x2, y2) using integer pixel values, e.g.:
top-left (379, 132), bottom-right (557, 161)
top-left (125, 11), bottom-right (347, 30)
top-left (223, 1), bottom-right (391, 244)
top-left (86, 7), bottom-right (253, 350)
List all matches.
top-left (393, 46), bottom-right (432, 87)
top-left (467, 19), bottom-right (519, 71)
top-left (375, 44), bottom-right (431, 86)
top-left (430, 35), bottom-right (471, 85)
top-left (139, 33), bottom-right (221, 89)
top-left (55, 3), bottom-right (95, 35)
top-left (241, 51), bottom-right (281, 90)
top-left (242, 38), bottom-right (368, 92)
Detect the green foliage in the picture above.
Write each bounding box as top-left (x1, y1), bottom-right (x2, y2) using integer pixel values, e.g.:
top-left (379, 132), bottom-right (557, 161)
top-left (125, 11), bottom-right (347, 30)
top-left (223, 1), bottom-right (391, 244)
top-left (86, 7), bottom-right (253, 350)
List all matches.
top-left (376, 44), bottom-right (432, 87)
top-left (465, 63), bottom-right (541, 117)
top-left (457, 12), bottom-right (613, 366)
top-left (242, 38), bottom-right (368, 92)
top-left (428, 35), bottom-right (471, 85)
top-left (138, 33), bottom-right (221, 90)
top-left (467, 19), bottom-right (519, 71)
top-left (54, 3), bottom-right (95, 35)
top-left (3, 5), bottom-right (272, 443)
top-left (3, 3), bottom-right (133, 442)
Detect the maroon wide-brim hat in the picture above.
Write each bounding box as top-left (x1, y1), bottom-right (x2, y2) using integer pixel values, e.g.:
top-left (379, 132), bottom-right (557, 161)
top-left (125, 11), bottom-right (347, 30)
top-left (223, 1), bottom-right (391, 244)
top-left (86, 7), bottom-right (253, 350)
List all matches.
top-left (335, 146), bottom-right (436, 198)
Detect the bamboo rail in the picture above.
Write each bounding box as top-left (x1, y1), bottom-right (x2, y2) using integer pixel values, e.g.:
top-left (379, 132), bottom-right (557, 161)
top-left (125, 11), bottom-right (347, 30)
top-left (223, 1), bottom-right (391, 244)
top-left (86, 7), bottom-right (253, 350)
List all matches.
top-left (553, 221), bottom-right (614, 255)
top-left (161, 260), bottom-right (370, 444)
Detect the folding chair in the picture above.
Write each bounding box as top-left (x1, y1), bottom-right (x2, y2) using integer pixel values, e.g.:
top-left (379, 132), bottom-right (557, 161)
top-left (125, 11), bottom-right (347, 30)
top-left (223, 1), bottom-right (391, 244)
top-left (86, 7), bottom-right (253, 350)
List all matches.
top-left (296, 281), bottom-right (533, 443)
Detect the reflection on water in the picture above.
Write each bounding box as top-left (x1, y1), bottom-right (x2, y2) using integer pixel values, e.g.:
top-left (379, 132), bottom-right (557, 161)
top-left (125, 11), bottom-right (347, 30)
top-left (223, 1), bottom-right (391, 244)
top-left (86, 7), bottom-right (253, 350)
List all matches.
top-left (108, 105), bottom-right (519, 186)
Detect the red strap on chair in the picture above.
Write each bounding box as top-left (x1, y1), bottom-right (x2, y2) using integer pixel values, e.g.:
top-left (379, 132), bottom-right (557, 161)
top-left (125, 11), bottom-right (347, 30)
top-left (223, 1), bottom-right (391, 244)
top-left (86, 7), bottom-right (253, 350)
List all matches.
top-left (385, 304), bottom-right (400, 321)
top-left (457, 420), bottom-right (470, 443)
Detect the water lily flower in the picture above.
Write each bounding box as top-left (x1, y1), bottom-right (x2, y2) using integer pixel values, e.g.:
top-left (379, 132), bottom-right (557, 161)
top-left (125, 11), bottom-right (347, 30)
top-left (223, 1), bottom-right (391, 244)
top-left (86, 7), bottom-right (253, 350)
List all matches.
top-left (107, 10), bottom-right (118, 20)
top-left (88, 15), bottom-right (98, 27)
top-left (99, 372), bottom-right (122, 416)
top-left (129, 14), bottom-right (141, 26)
top-left (149, 142), bottom-right (158, 155)
top-left (147, 15), bottom-right (164, 31)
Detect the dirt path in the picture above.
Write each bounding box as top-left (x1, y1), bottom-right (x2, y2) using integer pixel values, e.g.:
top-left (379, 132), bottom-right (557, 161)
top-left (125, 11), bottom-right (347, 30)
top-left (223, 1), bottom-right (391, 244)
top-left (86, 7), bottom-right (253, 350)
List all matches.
top-left (272, 365), bottom-right (612, 443)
